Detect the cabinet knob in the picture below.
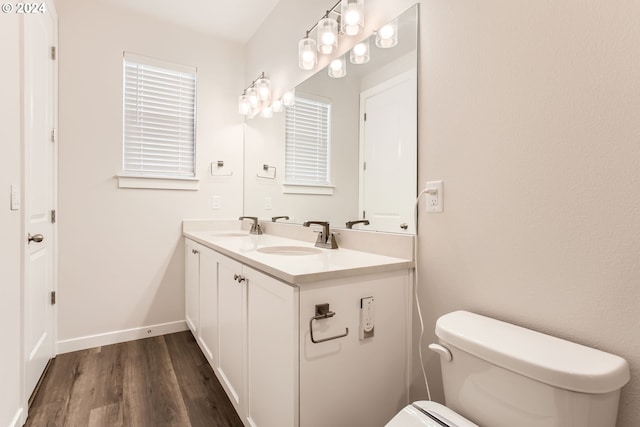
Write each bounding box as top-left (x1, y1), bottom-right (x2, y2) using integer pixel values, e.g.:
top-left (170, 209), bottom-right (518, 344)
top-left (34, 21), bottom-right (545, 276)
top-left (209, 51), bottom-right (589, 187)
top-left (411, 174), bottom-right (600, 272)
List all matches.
top-left (233, 274), bottom-right (245, 283)
top-left (192, 249), bottom-right (199, 254)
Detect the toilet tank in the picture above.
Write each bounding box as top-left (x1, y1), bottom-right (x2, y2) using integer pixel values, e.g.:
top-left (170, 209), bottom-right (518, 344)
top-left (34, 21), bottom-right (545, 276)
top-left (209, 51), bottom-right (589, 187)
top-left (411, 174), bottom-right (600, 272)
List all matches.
top-left (434, 311), bottom-right (630, 427)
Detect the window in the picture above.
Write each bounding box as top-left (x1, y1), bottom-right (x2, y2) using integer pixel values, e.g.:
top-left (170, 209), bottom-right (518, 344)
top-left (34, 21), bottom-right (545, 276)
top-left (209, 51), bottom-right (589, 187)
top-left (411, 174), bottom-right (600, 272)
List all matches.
top-left (284, 95), bottom-right (332, 194)
top-left (120, 52), bottom-right (197, 189)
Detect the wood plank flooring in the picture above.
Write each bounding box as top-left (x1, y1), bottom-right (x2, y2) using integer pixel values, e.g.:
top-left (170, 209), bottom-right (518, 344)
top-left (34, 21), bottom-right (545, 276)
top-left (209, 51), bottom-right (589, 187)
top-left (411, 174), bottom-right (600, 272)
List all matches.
top-left (25, 331), bottom-right (244, 427)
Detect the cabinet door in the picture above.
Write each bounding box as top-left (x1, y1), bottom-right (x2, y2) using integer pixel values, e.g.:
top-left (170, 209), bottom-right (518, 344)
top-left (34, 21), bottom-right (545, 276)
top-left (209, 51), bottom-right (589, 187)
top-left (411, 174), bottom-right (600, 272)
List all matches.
top-left (216, 254), bottom-right (246, 416)
top-left (299, 271), bottom-right (412, 427)
top-left (184, 239), bottom-right (201, 335)
top-left (198, 247), bottom-right (218, 364)
top-left (245, 267), bottom-right (298, 427)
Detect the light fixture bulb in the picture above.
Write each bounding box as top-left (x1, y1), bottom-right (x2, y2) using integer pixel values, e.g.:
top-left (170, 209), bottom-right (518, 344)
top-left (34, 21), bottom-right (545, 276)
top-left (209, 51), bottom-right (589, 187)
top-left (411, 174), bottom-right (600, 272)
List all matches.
top-left (328, 56), bottom-right (347, 78)
top-left (271, 99), bottom-right (283, 113)
top-left (261, 106), bottom-right (273, 118)
top-left (238, 94), bottom-right (251, 115)
top-left (298, 37), bottom-right (317, 70)
top-left (246, 86), bottom-right (259, 108)
top-left (341, 0), bottom-right (364, 36)
top-left (256, 77), bottom-right (271, 102)
top-left (350, 39), bottom-right (370, 64)
top-left (376, 18), bottom-right (398, 48)
top-left (317, 17), bottom-right (338, 55)
top-left (282, 90), bottom-right (295, 106)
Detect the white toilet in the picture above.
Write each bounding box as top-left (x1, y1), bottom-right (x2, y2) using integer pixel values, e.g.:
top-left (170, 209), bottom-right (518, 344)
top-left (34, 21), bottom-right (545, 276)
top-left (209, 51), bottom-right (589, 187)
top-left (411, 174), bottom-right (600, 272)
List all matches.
top-left (387, 310), bottom-right (630, 427)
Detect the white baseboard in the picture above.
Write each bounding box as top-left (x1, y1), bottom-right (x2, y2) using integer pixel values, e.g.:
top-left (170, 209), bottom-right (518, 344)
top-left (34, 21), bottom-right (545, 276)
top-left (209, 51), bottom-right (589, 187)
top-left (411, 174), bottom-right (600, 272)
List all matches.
top-left (56, 320), bottom-right (188, 354)
top-left (9, 407), bottom-right (23, 427)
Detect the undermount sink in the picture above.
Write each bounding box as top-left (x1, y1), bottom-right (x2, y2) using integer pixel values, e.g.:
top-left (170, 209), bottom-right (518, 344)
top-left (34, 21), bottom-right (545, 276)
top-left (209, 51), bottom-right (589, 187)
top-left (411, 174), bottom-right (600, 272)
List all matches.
top-left (256, 245), bottom-right (323, 256)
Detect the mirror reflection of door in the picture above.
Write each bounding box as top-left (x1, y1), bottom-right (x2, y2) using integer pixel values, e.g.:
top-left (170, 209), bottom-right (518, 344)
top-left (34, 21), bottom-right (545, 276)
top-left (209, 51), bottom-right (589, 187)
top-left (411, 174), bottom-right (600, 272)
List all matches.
top-left (360, 69), bottom-right (417, 233)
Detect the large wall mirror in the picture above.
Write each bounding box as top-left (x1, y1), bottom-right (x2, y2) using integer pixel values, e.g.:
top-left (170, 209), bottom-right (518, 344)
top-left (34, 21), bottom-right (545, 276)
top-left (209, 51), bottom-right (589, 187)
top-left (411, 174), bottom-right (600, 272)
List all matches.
top-left (244, 4), bottom-right (418, 234)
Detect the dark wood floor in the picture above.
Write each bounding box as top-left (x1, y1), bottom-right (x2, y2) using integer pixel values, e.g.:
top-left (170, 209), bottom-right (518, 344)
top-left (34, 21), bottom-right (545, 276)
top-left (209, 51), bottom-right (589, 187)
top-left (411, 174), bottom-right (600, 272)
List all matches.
top-left (25, 331), bottom-right (244, 427)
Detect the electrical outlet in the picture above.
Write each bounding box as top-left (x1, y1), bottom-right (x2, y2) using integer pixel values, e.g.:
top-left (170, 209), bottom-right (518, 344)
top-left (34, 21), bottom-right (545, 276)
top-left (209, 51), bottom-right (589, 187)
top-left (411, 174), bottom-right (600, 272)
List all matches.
top-left (211, 195), bottom-right (221, 210)
top-left (426, 181), bottom-right (443, 213)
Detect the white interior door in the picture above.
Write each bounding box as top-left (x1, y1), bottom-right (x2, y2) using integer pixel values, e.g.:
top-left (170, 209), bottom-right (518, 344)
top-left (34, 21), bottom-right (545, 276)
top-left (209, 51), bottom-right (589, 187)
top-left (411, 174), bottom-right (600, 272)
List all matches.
top-left (24, 8), bottom-right (56, 399)
top-left (359, 70), bottom-right (417, 233)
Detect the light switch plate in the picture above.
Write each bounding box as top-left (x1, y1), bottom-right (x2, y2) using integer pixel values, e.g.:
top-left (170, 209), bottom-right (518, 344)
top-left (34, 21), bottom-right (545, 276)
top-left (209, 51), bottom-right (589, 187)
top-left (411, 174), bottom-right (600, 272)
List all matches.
top-left (211, 195), bottom-right (221, 210)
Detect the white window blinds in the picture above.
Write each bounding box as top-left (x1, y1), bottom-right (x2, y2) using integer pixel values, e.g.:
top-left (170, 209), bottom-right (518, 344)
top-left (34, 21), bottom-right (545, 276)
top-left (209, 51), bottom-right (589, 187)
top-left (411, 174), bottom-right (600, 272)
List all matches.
top-left (123, 53), bottom-right (196, 177)
top-left (284, 95), bottom-right (331, 185)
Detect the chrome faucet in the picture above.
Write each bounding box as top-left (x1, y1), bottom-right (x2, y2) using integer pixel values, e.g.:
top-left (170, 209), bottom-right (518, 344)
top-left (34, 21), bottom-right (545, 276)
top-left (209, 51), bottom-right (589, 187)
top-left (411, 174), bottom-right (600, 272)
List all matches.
top-left (345, 219), bottom-right (370, 229)
top-left (303, 221), bottom-right (338, 249)
top-left (239, 216), bottom-right (263, 235)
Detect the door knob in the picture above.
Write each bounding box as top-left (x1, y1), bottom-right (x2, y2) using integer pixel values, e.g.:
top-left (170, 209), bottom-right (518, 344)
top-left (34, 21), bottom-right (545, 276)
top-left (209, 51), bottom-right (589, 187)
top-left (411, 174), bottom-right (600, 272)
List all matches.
top-left (28, 233), bottom-right (44, 243)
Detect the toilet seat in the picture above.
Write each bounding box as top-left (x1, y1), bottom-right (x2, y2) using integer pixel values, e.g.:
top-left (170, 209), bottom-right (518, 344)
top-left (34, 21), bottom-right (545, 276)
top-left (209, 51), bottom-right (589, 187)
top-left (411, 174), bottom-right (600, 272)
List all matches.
top-left (386, 401), bottom-right (479, 427)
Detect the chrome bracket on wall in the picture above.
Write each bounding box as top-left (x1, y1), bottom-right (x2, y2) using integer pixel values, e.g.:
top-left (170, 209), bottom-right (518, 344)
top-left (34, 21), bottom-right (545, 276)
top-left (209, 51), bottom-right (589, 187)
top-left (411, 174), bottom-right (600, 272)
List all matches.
top-left (309, 303), bottom-right (349, 344)
top-left (257, 164), bottom-right (276, 179)
top-left (211, 160), bottom-right (233, 176)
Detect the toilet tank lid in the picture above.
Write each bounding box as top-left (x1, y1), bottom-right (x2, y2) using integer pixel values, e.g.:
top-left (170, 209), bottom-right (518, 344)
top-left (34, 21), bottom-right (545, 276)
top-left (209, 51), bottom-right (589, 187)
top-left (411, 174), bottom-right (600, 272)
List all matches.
top-left (435, 311), bottom-right (630, 394)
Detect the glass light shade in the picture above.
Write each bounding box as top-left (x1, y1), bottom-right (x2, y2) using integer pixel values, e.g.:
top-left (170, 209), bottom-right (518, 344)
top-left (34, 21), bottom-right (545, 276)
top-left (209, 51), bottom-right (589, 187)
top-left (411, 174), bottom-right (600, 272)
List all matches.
top-left (340, 0), bottom-right (364, 36)
top-left (282, 89), bottom-right (295, 106)
top-left (328, 56), bottom-right (347, 78)
top-left (260, 106), bottom-right (273, 118)
top-left (238, 94), bottom-right (251, 115)
top-left (256, 77), bottom-right (271, 102)
top-left (317, 17), bottom-right (338, 55)
top-left (246, 86), bottom-right (259, 108)
top-left (376, 19), bottom-right (398, 48)
top-left (298, 37), bottom-right (317, 70)
top-left (350, 39), bottom-right (370, 64)
top-left (271, 99), bottom-right (283, 113)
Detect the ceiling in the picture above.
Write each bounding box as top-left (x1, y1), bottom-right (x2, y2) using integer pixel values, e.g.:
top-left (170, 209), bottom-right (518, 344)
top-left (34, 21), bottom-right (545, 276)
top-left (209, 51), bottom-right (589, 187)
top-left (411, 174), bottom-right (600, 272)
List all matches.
top-left (101, 0), bottom-right (281, 43)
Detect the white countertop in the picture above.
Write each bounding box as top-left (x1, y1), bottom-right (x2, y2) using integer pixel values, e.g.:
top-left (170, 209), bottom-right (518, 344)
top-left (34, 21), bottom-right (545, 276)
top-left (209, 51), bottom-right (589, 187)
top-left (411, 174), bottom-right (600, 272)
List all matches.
top-left (184, 229), bottom-right (414, 284)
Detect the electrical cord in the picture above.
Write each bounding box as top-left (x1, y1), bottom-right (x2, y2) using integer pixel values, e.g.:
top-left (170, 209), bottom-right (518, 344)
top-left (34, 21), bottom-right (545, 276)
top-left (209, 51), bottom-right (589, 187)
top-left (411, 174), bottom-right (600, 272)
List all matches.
top-left (414, 187), bottom-right (432, 401)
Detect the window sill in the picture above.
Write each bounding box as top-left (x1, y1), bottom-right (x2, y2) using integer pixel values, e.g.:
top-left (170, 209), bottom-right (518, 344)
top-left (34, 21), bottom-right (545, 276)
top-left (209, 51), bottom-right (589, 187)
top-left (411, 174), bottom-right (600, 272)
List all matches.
top-left (282, 183), bottom-right (334, 195)
top-left (117, 174), bottom-right (199, 190)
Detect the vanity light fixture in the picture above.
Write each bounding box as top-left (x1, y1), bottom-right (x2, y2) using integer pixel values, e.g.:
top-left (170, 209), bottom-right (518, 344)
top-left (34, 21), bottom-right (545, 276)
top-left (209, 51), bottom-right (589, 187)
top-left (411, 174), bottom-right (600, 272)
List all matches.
top-left (298, 35), bottom-right (318, 70)
top-left (260, 105), bottom-right (274, 118)
top-left (328, 55), bottom-right (347, 78)
top-left (350, 38), bottom-right (370, 64)
top-left (271, 99), bottom-right (283, 113)
top-left (341, 0), bottom-right (365, 36)
top-left (376, 18), bottom-right (398, 48)
top-left (318, 16), bottom-right (339, 55)
top-left (238, 91), bottom-right (251, 115)
top-left (282, 89), bottom-right (295, 106)
top-left (238, 72), bottom-right (273, 116)
top-left (299, 0), bottom-right (366, 71)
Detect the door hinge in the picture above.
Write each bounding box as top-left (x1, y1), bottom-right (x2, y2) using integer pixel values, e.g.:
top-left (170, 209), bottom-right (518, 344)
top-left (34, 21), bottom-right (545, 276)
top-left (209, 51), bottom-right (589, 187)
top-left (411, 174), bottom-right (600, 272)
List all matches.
top-left (364, 112), bottom-right (367, 121)
top-left (363, 161), bottom-right (366, 171)
top-left (51, 128), bottom-right (57, 143)
top-left (50, 209), bottom-right (56, 223)
top-left (363, 210), bottom-right (366, 219)
top-left (50, 46), bottom-right (56, 60)
top-left (50, 291), bottom-right (56, 305)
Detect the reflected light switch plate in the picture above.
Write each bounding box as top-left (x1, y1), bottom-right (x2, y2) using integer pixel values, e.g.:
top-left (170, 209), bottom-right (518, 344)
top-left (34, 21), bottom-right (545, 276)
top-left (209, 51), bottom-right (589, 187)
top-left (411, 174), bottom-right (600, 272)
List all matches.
top-left (10, 184), bottom-right (20, 210)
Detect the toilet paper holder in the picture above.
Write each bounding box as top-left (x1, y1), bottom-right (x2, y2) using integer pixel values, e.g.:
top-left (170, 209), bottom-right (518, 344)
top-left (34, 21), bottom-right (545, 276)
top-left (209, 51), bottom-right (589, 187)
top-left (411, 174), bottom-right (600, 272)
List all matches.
top-left (309, 303), bottom-right (349, 344)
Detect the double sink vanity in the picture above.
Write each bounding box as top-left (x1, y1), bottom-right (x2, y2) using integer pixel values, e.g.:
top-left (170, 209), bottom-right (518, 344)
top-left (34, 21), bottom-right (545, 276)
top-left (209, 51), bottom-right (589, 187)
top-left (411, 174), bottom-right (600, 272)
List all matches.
top-left (183, 218), bottom-right (415, 427)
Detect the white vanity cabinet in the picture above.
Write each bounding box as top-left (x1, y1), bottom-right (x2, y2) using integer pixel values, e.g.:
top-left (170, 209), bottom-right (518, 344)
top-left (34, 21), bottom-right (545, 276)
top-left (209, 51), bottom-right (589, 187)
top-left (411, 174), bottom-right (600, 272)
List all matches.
top-left (184, 239), bottom-right (204, 335)
top-left (184, 236), bottom-right (411, 427)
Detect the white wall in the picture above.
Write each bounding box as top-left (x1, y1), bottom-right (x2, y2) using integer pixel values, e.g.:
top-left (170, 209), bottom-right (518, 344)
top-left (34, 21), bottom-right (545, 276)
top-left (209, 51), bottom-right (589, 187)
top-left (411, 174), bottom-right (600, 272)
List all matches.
top-left (56, 0), bottom-right (245, 347)
top-left (0, 12), bottom-right (26, 427)
top-left (246, 1), bottom-right (640, 426)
